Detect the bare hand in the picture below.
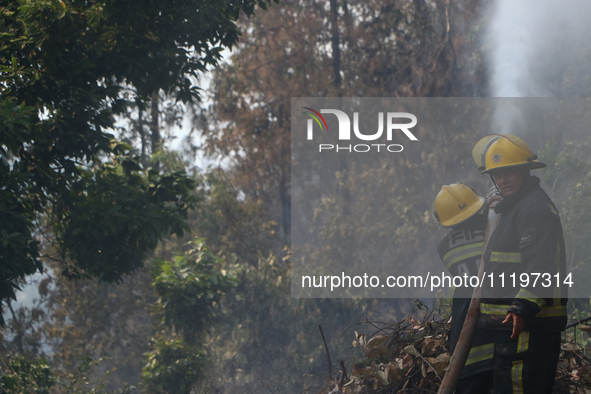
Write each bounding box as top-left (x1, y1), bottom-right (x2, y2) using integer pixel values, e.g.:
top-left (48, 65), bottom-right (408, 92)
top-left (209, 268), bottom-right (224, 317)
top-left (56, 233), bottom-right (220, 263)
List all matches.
top-left (502, 312), bottom-right (525, 339)
top-left (485, 194), bottom-right (503, 211)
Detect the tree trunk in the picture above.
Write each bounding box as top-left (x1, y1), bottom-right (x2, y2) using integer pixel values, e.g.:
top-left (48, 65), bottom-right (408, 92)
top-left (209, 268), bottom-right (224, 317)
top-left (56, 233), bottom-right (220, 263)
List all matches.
top-left (330, 0), bottom-right (342, 94)
top-left (138, 107), bottom-right (147, 166)
top-left (150, 91), bottom-right (161, 169)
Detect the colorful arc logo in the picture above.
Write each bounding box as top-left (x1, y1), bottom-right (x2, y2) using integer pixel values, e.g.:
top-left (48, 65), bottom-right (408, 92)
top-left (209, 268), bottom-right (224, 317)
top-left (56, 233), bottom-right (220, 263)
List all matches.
top-left (302, 107), bottom-right (328, 131)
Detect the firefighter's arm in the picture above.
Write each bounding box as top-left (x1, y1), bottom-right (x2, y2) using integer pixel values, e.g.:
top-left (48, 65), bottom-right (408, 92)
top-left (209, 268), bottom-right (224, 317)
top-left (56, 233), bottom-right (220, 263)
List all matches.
top-left (502, 312), bottom-right (526, 339)
top-left (511, 202), bottom-right (560, 324)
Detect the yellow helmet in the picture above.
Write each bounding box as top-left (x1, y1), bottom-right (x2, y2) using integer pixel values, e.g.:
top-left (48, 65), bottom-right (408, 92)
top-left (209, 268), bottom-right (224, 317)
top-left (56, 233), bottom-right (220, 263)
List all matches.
top-left (433, 184), bottom-right (485, 228)
top-left (472, 134), bottom-right (546, 174)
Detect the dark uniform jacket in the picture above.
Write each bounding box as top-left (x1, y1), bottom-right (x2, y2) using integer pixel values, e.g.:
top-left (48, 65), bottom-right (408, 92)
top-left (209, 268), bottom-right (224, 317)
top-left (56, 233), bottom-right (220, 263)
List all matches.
top-left (478, 176), bottom-right (567, 332)
top-left (437, 215), bottom-right (486, 353)
top-left (437, 214), bottom-right (494, 376)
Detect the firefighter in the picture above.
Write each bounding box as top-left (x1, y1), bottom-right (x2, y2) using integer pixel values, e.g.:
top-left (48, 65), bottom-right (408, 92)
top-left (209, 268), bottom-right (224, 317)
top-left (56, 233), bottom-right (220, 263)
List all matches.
top-left (468, 134), bottom-right (568, 394)
top-left (433, 184), bottom-right (496, 393)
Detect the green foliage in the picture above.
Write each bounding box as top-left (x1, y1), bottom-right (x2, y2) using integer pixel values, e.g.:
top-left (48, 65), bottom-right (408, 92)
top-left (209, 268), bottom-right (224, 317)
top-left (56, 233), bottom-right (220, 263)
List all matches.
top-left (196, 250), bottom-right (366, 393)
top-left (0, 98), bottom-right (42, 313)
top-left (0, 355), bottom-right (139, 394)
top-left (565, 299), bottom-right (591, 350)
top-left (0, 356), bottom-right (55, 394)
top-left (0, 0), bottom-right (277, 323)
top-left (150, 238), bottom-right (237, 341)
top-left (414, 299), bottom-right (429, 312)
top-left (191, 169), bottom-right (277, 266)
top-left (58, 161), bottom-right (198, 283)
top-left (143, 238), bottom-right (237, 393)
top-left (142, 337), bottom-right (205, 394)
top-left (539, 139), bottom-right (591, 277)
top-left (204, 0), bottom-right (487, 301)
top-left (0, 2), bottom-right (489, 392)
top-left (1, 0), bottom-right (277, 103)
top-left (539, 138), bottom-right (591, 326)
top-left (58, 356), bottom-right (138, 394)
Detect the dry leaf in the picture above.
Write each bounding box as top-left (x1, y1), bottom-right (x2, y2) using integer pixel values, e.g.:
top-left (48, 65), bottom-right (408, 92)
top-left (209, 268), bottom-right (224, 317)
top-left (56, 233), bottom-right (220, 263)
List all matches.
top-left (404, 345), bottom-right (419, 357)
top-left (571, 358), bottom-right (578, 368)
top-left (358, 334), bottom-right (366, 348)
top-left (580, 368), bottom-right (591, 384)
top-left (367, 335), bottom-right (388, 347)
top-left (422, 338), bottom-right (437, 355)
top-left (419, 376), bottom-right (431, 387)
top-left (375, 370), bottom-right (388, 387)
top-left (402, 353), bottom-right (414, 370)
top-left (351, 364), bottom-right (371, 376)
top-left (421, 360), bottom-right (427, 377)
top-left (395, 357), bottom-right (404, 370)
top-left (370, 363), bottom-right (379, 374)
top-left (426, 353), bottom-right (450, 375)
top-left (385, 362), bottom-right (404, 385)
top-left (367, 346), bottom-right (390, 359)
top-left (561, 343), bottom-right (578, 352)
top-left (573, 386), bottom-right (586, 394)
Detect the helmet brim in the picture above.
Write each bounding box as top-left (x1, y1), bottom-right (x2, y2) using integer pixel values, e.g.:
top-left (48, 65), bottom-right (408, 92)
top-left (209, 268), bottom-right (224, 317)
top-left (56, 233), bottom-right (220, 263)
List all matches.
top-left (438, 197), bottom-right (486, 228)
top-left (480, 160), bottom-right (547, 174)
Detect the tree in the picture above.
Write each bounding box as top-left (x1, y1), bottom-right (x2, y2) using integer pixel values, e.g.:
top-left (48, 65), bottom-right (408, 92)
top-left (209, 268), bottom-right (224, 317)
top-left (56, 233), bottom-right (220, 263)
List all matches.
top-left (0, 356), bottom-right (55, 394)
top-left (1, 1), bottom-right (495, 392)
top-left (142, 238), bottom-right (237, 394)
top-left (41, 269), bottom-right (156, 390)
top-left (192, 0), bottom-right (489, 389)
top-left (202, 0), bottom-right (487, 244)
top-left (0, 0), bottom-right (277, 323)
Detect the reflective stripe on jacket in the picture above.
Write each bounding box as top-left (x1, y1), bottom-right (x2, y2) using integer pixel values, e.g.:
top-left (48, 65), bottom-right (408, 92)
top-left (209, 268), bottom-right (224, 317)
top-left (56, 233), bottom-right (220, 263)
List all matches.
top-left (478, 176), bottom-right (567, 332)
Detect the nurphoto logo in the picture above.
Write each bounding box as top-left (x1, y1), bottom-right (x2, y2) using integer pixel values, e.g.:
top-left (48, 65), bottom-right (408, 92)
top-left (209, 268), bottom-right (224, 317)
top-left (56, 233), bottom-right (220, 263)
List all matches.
top-left (302, 107), bottom-right (418, 153)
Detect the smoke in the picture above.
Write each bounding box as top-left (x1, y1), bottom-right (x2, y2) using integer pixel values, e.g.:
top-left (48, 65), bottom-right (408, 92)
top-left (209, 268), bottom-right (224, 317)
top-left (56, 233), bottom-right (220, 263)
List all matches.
top-left (486, 0), bottom-right (591, 133)
top-left (488, 0), bottom-right (591, 98)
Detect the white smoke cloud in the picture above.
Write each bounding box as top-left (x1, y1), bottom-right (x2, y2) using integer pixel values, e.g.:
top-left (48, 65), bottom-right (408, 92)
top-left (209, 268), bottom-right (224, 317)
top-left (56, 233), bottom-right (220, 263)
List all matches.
top-left (486, 0), bottom-right (591, 134)
top-left (488, 0), bottom-right (591, 98)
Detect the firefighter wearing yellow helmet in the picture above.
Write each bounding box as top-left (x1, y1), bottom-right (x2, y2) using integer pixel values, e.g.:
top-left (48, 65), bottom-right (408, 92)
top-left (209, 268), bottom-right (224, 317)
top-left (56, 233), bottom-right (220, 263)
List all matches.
top-left (464, 134), bottom-right (567, 394)
top-left (481, 135), bottom-right (546, 173)
top-left (433, 184), bottom-right (492, 390)
top-left (472, 134), bottom-right (546, 198)
top-left (433, 184), bottom-right (485, 228)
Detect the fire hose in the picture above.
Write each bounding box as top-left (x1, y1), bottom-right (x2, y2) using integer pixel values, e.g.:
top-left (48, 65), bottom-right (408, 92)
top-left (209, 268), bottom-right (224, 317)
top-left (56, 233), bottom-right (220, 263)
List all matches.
top-left (437, 207), bottom-right (501, 394)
